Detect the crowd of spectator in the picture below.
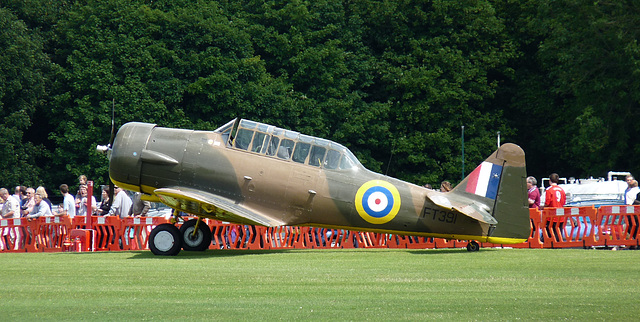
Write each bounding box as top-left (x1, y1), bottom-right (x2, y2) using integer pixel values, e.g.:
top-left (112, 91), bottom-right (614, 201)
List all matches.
top-left (0, 175), bottom-right (151, 220)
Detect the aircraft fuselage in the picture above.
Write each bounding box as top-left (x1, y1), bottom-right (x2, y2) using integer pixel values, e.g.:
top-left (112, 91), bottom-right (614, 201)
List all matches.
top-left (109, 119), bottom-right (528, 244)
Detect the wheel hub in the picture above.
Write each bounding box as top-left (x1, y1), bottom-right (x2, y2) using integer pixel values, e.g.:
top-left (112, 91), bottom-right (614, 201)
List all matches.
top-left (154, 230), bottom-right (175, 252)
top-left (184, 227), bottom-right (203, 247)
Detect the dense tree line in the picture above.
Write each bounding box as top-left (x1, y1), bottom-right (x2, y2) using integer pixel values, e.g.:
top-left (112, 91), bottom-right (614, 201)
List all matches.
top-left (1, 0), bottom-right (638, 196)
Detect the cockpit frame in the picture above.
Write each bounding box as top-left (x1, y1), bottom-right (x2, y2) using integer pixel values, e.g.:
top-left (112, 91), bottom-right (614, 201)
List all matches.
top-left (215, 119), bottom-right (360, 171)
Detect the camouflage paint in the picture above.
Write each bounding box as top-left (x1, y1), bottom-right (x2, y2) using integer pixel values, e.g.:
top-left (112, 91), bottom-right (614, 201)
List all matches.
top-left (108, 120), bottom-right (529, 244)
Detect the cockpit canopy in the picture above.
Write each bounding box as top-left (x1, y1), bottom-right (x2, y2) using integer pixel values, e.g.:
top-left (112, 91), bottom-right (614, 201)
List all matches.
top-left (215, 119), bottom-right (361, 170)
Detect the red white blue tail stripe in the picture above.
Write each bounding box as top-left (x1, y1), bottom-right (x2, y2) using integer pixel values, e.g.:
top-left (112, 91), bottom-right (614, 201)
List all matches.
top-left (465, 162), bottom-right (502, 199)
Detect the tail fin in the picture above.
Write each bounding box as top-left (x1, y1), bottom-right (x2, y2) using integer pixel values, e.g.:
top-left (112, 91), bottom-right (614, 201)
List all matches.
top-left (452, 143), bottom-right (529, 243)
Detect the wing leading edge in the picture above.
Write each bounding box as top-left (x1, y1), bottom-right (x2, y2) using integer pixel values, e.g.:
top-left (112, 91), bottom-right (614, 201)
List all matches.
top-left (154, 187), bottom-right (285, 227)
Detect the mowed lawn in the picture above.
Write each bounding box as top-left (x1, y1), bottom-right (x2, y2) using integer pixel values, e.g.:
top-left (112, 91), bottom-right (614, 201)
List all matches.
top-left (0, 248), bottom-right (638, 320)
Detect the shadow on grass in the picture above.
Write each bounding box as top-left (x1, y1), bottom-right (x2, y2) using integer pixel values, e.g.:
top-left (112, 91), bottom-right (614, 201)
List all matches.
top-left (123, 246), bottom-right (493, 258)
top-left (46, 246), bottom-right (500, 259)
top-left (406, 248), bottom-right (500, 255)
top-left (128, 248), bottom-right (297, 259)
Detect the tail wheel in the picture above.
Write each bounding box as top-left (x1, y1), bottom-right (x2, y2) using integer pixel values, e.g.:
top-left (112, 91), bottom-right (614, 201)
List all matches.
top-left (466, 240), bottom-right (480, 252)
top-left (149, 223), bottom-right (182, 256)
top-left (180, 219), bottom-right (212, 251)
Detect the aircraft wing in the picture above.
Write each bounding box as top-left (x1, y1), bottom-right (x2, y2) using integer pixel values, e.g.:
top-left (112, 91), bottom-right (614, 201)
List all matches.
top-left (154, 187), bottom-right (286, 227)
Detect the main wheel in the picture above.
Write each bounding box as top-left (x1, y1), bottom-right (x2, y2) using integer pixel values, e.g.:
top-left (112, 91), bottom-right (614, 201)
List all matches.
top-left (180, 219), bottom-right (212, 251)
top-left (149, 223), bottom-right (182, 256)
top-left (466, 240), bottom-right (480, 252)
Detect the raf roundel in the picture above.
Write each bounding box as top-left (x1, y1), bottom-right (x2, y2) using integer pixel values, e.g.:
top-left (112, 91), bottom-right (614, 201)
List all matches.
top-left (355, 180), bottom-right (402, 224)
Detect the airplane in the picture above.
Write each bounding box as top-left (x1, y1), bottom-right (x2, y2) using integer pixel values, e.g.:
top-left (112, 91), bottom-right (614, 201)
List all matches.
top-left (99, 118), bottom-right (530, 255)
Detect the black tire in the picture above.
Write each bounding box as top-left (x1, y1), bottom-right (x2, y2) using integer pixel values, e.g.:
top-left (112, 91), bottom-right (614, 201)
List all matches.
top-left (180, 219), bottom-right (212, 251)
top-left (149, 223), bottom-right (182, 256)
top-left (466, 241), bottom-right (480, 252)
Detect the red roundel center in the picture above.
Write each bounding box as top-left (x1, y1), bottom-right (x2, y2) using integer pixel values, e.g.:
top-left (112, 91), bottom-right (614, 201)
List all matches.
top-left (375, 198), bottom-right (381, 205)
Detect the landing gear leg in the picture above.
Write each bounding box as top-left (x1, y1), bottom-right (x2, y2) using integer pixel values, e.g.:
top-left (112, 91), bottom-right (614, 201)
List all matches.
top-left (170, 208), bottom-right (183, 224)
top-left (466, 240), bottom-right (480, 252)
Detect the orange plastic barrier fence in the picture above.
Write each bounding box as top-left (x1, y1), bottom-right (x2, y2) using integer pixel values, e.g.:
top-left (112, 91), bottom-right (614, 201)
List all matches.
top-left (37, 216), bottom-right (72, 252)
top-left (0, 218), bottom-right (37, 252)
top-left (1, 207), bottom-right (639, 253)
top-left (527, 208), bottom-right (544, 248)
top-left (596, 205), bottom-right (640, 248)
top-left (541, 206), bottom-right (598, 249)
top-left (209, 222), bottom-right (255, 249)
top-left (93, 216), bottom-right (122, 251)
top-left (120, 217), bottom-right (168, 251)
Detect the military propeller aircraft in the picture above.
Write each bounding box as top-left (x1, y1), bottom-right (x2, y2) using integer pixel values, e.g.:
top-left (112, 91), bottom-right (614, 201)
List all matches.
top-left (98, 118), bottom-right (530, 255)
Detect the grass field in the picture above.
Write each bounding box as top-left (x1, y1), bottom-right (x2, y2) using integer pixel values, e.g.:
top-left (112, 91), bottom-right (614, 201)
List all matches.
top-left (1, 248), bottom-right (638, 320)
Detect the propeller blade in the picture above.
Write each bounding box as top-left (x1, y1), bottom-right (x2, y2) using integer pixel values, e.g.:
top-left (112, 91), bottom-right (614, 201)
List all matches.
top-left (108, 98), bottom-right (116, 147)
top-left (108, 99), bottom-right (116, 202)
top-left (109, 180), bottom-right (115, 205)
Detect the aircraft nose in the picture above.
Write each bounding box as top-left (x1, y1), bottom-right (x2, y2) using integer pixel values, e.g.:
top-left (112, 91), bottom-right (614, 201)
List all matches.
top-left (109, 122), bottom-right (156, 192)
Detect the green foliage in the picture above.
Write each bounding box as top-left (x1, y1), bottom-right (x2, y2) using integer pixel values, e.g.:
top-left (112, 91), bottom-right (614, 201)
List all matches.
top-left (537, 1), bottom-right (640, 176)
top-left (0, 8), bottom-right (50, 187)
top-left (3, 0), bottom-right (637, 191)
top-left (355, 0), bottom-right (516, 182)
top-left (46, 0), bottom-right (294, 187)
top-left (494, 0), bottom-right (640, 179)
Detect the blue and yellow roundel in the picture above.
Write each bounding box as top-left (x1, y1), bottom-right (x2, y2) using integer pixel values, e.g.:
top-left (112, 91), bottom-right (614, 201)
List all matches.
top-left (355, 180), bottom-right (401, 224)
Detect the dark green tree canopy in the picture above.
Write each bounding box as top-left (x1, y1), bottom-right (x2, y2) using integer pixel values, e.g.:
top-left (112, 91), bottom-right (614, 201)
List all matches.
top-left (0, 8), bottom-right (51, 187)
top-left (1, 0), bottom-right (638, 195)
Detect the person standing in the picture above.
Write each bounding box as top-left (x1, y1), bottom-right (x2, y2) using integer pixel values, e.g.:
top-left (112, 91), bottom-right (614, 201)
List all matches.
top-left (107, 186), bottom-right (133, 218)
top-left (74, 175), bottom-right (88, 213)
top-left (27, 192), bottom-right (53, 218)
top-left (0, 188), bottom-right (19, 219)
top-left (131, 192), bottom-right (151, 217)
top-left (20, 187), bottom-right (35, 217)
top-left (76, 184), bottom-right (97, 216)
top-left (56, 184), bottom-right (77, 218)
top-left (12, 186), bottom-right (23, 204)
top-left (0, 188), bottom-right (20, 250)
top-left (5, 187), bottom-right (24, 250)
top-left (544, 173), bottom-right (566, 208)
top-left (527, 176), bottom-right (541, 209)
top-left (624, 175), bottom-right (640, 205)
top-left (544, 173), bottom-right (566, 242)
top-left (36, 186), bottom-right (52, 209)
top-left (96, 186), bottom-right (112, 216)
top-left (622, 176), bottom-right (640, 239)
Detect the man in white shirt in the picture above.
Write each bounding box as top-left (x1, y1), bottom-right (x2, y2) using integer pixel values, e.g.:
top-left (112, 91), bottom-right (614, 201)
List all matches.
top-left (56, 184), bottom-right (77, 218)
top-left (625, 176), bottom-right (640, 205)
top-left (1, 188), bottom-right (20, 250)
top-left (107, 186), bottom-right (133, 218)
top-left (0, 188), bottom-right (19, 219)
top-left (12, 186), bottom-right (22, 204)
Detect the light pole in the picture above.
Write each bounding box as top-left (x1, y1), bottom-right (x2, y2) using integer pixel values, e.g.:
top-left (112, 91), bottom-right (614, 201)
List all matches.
top-left (461, 125), bottom-right (465, 180)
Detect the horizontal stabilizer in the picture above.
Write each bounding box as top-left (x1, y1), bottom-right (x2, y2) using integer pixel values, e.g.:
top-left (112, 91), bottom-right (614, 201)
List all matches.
top-left (154, 187), bottom-right (285, 227)
top-left (427, 194), bottom-right (497, 225)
